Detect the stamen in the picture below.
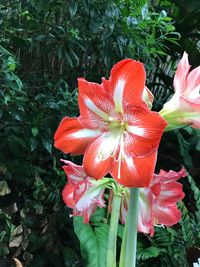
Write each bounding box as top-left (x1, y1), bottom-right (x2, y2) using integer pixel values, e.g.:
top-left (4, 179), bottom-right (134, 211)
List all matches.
top-left (117, 134), bottom-right (125, 179)
top-left (98, 151), bottom-right (111, 160)
top-left (153, 218), bottom-right (164, 228)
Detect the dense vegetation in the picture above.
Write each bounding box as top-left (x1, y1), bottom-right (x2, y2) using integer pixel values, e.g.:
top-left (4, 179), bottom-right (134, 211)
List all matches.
top-left (0, 0), bottom-right (200, 266)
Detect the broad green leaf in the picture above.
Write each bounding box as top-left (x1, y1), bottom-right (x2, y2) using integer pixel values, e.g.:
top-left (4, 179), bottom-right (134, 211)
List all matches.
top-left (73, 216), bottom-right (98, 267)
top-left (95, 224), bottom-right (109, 267)
top-left (90, 207), bottom-right (106, 224)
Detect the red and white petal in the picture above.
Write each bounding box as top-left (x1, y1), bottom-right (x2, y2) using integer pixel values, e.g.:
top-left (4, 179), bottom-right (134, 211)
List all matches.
top-left (78, 78), bottom-right (114, 130)
top-left (54, 117), bottom-right (101, 155)
top-left (62, 183), bottom-right (76, 208)
top-left (178, 98), bottom-right (200, 127)
top-left (111, 151), bottom-right (157, 188)
top-left (73, 178), bottom-right (92, 203)
top-left (174, 52), bottom-right (190, 94)
top-left (109, 59), bottom-right (146, 112)
top-left (153, 204), bottom-right (182, 226)
top-left (188, 85), bottom-right (200, 103)
top-left (73, 180), bottom-right (106, 223)
top-left (138, 189), bottom-right (154, 236)
top-left (149, 183), bottom-right (161, 197)
top-left (186, 117), bottom-right (200, 128)
top-left (186, 66), bottom-right (200, 93)
top-left (125, 109), bottom-right (167, 157)
top-left (142, 86), bottom-right (154, 109)
top-left (61, 160), bottom-right (86, 184)
top-left (160, 97), bottom-right (200, 129)
top-left (152, 182), bottom-right (185, 206)
top-left (83, 132), bottom-right (120, 179)
top-left (154, 168), bottom-right (186, 184)
top-left (179, 96), bottom-right (200, 111)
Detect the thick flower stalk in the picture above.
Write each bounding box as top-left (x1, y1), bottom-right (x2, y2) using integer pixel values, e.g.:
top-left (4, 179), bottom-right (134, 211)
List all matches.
top-left (160, 52), bottom-right (200, 130)
top-left (119, 168), bottom-right (186, 236)
top-left (54, 59), bottom-right (167, 187)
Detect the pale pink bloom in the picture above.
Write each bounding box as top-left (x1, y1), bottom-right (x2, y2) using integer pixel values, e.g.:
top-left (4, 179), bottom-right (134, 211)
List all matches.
top-left (120, 168), bottom-right (186, 236)
top-left (160, 52), bottom-right (200, 130)
top-left (61, 160), bottom-right (108, 223)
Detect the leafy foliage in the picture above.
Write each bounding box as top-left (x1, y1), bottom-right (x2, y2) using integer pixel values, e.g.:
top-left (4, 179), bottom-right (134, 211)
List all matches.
top-left (73, 211), bottom-right (109, 267)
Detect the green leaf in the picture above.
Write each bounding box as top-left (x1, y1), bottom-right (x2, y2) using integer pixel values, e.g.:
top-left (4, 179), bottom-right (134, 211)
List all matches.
top-left (95, 224), bottom-right (109, 267)
top-left (178, 201), bottom-right (195, 247)
top-left (7, 56), bottom-right (16, 71)
top-left (0, 181), bottom-right (11, 196)
top-left (32, 127), bottom-right (39, 137)
top-left (10, 136), bottom-right (26, 148)
top-left (117, 224), bottom-right (124, 239)
top-left (42, 139), bottom-right (52, 154)
top-left (90, 207), bottom-right (106, 224)
top-left (186, 172), bottom-right (200, 225)
top-left (195, 139), bottom-right (200, 151)
top-left (69, 1), bottom-right (78, 17)
top-left (61, 246), bottom-right (80, 267)
top-left (177, 133), bottom-right (193, 168)
top-left (137, 246), bottom-right (161, 261)
top-left (6, 73), bottom-right (22, 91)
top-left (73, 217), bottom-right (98, 267)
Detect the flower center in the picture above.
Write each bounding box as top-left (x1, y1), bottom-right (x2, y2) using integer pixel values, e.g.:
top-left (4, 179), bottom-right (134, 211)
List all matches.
top-left (108, 113), bottom-right (127, 133)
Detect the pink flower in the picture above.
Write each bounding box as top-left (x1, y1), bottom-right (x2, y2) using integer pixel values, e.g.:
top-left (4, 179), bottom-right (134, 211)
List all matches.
top-left (54, 59), bottom-right (167, 187)
top-left (120, 168), bottom-right (186, 236)
top-left (61, 160), bottom-right (109, 223)
top-left (160, 52), bottom-right (200, 130)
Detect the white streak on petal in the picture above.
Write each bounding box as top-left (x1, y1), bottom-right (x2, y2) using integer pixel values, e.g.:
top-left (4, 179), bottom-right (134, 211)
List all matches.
top-left (188, 84), bottom-right (200, 99)
top-left (126, 125), bottom-right (146, 137)
top-left (114, 79), bottom-right (125, 113)
top-left (71, 129), bottom-right (101, 139)
top-left (96, 132), bottom-right (121, 161)
top-left (84, 98), bottom-right (109, 120)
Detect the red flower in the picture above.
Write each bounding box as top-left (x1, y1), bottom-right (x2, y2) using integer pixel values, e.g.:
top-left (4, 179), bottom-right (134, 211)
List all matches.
top-left (55, 59), bottom-right (167, 187)
top-left (160, 52), bottom-right (200, 130)
top-left (137, 168), bottom-right (186, 236)
top-left (61, 160), bottom-right (109, 223)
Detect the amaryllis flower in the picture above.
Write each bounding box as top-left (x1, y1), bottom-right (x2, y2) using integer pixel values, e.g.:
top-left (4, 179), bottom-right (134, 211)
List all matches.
top-left (54, 59), bottom-right (167, 187)
top-left (138, 168), bottom-right (186, 236)
top-left (61, 160), bottom-right (110, 223)
top-left (120, 168), bottom-right (186, 236)
top-left (160, 52), bottom-right (200, 130)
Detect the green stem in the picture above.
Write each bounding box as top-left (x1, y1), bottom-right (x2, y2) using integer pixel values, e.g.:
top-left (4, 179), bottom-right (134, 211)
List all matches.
top-left (107, 193), bottom-right (121, 267)
top-left (124, 188), bottom-right (140, 267)
top-left (119, 214), bottom-right (128, 267)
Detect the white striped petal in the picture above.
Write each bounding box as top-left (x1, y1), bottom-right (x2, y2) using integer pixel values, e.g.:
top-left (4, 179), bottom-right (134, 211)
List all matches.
top-left (84, 98), bottom-right (110, 120)
top-left (126, 125), bottom-right (147, 137)
top-left (113, 78), bottom-right (125, 113)
top-left (70, 128), bottom-right (101, 139)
